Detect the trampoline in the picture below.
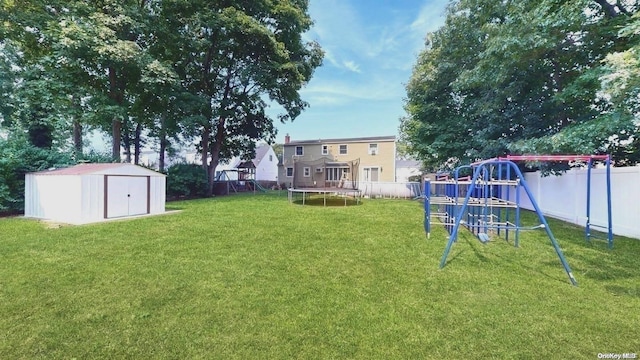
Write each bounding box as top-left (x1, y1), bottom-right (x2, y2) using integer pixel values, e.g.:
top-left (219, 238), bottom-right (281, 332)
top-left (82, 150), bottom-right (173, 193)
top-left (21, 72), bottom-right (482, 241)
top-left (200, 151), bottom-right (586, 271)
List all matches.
top-left (288, 187), bottom-right (362, 206)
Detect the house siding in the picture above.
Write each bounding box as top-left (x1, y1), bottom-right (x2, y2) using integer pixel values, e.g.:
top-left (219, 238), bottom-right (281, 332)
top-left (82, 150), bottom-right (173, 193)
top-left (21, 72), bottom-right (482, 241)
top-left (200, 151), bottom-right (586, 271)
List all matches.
top-left (256, 146), bottom-right (278, 182)
top-left (279, 136), bottom-right (396, 186)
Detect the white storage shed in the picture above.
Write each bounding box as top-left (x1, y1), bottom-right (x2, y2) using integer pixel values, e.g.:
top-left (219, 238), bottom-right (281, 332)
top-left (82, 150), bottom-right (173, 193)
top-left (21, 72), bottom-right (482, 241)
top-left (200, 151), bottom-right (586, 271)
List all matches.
top-left (25, 163), bottom-right (166, 224)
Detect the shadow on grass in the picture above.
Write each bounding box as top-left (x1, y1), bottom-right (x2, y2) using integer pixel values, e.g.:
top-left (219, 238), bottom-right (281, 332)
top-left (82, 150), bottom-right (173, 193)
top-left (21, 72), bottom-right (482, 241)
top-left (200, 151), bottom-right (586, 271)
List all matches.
top-left (502, 255), bottom-right (576, 285)
top-left (439, 249), bottom-right (466, 267)
top-left (547, 228), bottom-right (640, 283)
top-left (464, 236), bottom-right (490, 263)
top-left (439, 228), bottom-right (578, 285)
top-left (605, 284), bottom-right (640, 298)
top-left (166, 205), bottom-right (186, 211)
top-left (292, 197), bottom-right (362, 207)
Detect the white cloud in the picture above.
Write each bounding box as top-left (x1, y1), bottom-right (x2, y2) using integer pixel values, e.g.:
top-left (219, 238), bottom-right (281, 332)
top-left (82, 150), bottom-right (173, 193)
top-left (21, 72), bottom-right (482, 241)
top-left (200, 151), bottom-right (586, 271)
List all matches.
top-left (343, 60), bottom-right (361, 73)
top-left (411, 1), bottom-right (448, 33)
top-left (301, 74), bottom-right (405, 104)
top-left (321, 49), bottom-right (340, 68)
top-left (305, 0), bottom-right (447, 74)
top-left (297, 1), bottom-right (448, 116)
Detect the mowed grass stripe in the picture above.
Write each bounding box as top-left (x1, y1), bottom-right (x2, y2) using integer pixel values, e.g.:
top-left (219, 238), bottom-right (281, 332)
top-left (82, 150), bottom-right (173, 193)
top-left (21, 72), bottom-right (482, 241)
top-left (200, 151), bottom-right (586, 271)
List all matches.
top-left (0, 192), bottom-right (638, 358)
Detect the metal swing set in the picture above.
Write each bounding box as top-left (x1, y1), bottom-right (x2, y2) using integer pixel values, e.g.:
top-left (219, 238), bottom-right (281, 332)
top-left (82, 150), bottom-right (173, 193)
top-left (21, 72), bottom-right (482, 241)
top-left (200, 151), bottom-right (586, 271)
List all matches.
top-left (423, 155), bottom-right (613, 286)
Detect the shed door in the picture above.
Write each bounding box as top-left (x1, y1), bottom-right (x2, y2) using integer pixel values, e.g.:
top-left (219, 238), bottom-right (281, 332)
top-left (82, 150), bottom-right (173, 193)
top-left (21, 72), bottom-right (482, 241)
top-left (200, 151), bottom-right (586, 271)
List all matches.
top-left (106, 176), bottom-right (149, 218)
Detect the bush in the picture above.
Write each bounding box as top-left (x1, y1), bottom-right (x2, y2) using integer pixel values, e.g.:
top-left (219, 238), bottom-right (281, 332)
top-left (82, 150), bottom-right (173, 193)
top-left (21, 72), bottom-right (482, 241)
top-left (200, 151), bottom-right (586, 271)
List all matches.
top-left (0, 135), bottom-right (74, 213)
top-left (166, 163), bottom-right (208, 199)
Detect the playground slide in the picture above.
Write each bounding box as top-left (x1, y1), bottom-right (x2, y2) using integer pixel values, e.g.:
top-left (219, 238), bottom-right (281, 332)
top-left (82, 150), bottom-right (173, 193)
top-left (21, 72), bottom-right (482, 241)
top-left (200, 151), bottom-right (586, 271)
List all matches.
top-left (248, 179), bottom-right (268, 192)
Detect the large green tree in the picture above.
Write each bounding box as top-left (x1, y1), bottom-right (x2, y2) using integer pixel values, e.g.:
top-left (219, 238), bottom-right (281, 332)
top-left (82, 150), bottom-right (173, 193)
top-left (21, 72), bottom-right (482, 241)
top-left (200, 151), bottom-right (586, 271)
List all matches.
top-left (402, 0), bottom-right (639, 169)
top-left (162, 1), bottom-right (323, 196)
top-left (2, 0), bottom-right (323, 196)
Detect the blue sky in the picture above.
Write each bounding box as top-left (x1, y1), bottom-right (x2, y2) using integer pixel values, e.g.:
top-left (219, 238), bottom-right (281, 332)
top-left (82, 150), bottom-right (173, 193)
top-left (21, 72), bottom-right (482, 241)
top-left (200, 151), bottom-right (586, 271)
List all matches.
top-left (89, 1), bottom-right (449, 152)
top-left (272, 0), bottom-right (449, 143)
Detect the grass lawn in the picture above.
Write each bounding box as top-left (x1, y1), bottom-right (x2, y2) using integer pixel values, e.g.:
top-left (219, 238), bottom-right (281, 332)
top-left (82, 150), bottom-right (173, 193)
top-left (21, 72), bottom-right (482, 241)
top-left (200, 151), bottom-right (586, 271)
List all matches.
top-left (1, 192), bottom-right (639, 359)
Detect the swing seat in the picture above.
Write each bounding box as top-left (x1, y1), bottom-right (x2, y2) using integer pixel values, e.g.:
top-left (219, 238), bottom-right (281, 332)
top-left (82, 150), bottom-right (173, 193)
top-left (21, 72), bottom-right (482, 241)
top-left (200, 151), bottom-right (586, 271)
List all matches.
top-left (477, 233), bottom-right (490, 243)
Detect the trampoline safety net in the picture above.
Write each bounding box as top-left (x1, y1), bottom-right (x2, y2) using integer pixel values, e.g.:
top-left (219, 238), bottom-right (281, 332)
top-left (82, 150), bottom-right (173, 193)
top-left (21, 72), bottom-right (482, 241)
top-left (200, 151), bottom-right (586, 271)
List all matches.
top-left (292, 157), bottom-right (360, 189)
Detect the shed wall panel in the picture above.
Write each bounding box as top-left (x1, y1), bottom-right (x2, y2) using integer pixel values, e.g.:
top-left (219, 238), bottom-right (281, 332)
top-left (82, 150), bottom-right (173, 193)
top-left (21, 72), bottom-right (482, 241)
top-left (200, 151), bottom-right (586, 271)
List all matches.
top-left (149, 176), bottom-right (166, 214)
top-left (25, 175), bottom-right (82, 223)
top-left (24, 174), bottom-right (38, 217)
top-left (80, 175), bottom-right (105, 224)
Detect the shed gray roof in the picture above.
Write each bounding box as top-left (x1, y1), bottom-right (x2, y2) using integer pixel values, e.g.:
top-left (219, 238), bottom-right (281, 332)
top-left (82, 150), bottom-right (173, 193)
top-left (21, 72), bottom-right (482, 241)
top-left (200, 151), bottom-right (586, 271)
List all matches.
top-left (29, 163), bottom-right (164, 176)
top-left (285, 135), bottom-right (396, 146)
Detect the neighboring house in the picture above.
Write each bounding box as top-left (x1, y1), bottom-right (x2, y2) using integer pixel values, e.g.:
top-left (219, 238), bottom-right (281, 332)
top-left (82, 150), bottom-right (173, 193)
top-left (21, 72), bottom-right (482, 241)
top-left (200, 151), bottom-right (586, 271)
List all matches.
top-left (132, 144), bottom-right (278, 183)
top-left (395, 160), bottom-right (423, 182)
top-left (278, 134), bottom-right (396, 188)
top-left (130, 149), bottom-right (196, 170)
top-left (232, 144), bottom-right (278, 182)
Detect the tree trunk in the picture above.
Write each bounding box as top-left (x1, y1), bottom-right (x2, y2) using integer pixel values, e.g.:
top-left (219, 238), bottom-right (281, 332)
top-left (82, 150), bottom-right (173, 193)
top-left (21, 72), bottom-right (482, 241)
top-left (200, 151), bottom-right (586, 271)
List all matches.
top-left (73, 119), bottom-right (83, 155)
top-left (205, 118), bottom-right (226, 197)
top-left (123, 123), bottom-right (132, 163)
top-left (134, 122), bottom-right (142, 165)
top-left (201, 124), bottom-right (213, 197)
top-left (201, 125), bottom-right (210, 172)
top-left (159, 114), bottom-right (167, 172)
top-left (592, 0), bottom-right (624, 18)
top-left (112, 118), bottom-right (121, 162)
top-left (109, 67), bottom-right (122, 162)
top-left (71, 95), bottom-right (83, 155)
top-left (551, 58), bottom-right (569, 129)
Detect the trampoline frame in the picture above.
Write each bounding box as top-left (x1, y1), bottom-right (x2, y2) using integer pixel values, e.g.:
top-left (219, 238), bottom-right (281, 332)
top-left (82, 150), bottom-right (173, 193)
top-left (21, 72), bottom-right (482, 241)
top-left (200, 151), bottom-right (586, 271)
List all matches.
top-left (287, 187), bottom-right (362, 206)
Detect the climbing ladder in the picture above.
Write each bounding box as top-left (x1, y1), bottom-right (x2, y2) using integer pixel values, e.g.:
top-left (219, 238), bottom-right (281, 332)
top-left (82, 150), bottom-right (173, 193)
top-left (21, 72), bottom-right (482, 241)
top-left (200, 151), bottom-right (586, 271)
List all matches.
top-left (425, 158), bottom-right (595, 286)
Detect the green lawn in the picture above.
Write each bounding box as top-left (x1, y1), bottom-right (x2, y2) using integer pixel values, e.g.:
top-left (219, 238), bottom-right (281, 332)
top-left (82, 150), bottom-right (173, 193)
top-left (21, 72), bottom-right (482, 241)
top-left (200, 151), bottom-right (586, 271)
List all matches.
top-left (1, 192), bottom-right (639, 359)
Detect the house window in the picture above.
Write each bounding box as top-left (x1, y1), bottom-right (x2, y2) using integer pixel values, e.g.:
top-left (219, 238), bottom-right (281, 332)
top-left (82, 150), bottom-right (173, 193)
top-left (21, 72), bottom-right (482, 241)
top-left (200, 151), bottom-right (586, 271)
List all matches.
top-left (339, 144), bottom-right (348, 155)
top-left (368, 143), bottom-right (378, 155)
top-left (325, 167), bottom-right (349, 181)
top-left (286, 167), bottom-right (294, 177)
top-left (363, 167), bottom-right (380, 182)
top-left (322, 145), bottom-right (328, 155)
top-left (295, 146), bottom-right (304, 156)
top-left (269, 155), bottom-right (273, 162)
top-left (303, 167), bottom-right (311, 177)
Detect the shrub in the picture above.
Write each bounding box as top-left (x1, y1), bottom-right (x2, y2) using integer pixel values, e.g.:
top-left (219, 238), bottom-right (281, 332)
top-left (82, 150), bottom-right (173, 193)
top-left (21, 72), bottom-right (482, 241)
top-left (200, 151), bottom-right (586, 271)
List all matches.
top-left (166, 163), bottom-right (208, 199)
top-left (0, 135), bottom-right (73, 213)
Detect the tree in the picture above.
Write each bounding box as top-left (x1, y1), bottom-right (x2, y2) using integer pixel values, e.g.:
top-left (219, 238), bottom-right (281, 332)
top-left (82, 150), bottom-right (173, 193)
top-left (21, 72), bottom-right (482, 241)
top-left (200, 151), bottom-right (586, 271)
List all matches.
top-left (401, 0), bottom-right (639, 169)
top-left (597, 11), bottom-right (640, 165)
top-left (401, 0), bottom-right (491, 169)
top-left (163, 1), bottom-right (323, 196)
top-left (51, 1), bottom-right (154, 161)
top-left (2, 0), bottom-right (323, 185)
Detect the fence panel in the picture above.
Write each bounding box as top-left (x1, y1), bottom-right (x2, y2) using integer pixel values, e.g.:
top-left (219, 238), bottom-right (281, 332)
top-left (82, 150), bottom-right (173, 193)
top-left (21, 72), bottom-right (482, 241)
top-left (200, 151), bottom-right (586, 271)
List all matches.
top-left (508, 166), bottom-right (640, 239)
top-left (358, 181), bottom-right (422, 199)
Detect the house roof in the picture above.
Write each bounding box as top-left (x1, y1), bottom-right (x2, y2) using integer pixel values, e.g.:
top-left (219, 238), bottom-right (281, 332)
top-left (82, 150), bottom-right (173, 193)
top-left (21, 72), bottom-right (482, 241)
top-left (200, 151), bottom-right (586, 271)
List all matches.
top-left (396, 160), bottom-right (422, 168)
top-left (253, 144), bottom-right (271, 166)
top-left (285, 135), bottom-right (396, 146)
top-left (29, 163), bottom-right (164, 176)
top-left (229, 144), bottom-right (273, 169)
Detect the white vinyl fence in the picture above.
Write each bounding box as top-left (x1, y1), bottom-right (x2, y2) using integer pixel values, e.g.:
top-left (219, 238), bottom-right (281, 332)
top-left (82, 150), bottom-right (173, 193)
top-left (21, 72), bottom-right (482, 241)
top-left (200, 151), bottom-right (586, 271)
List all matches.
top-left (508, 165), bottom-right (640, 239)
top-left (358, 181), bottom-right (422, 199)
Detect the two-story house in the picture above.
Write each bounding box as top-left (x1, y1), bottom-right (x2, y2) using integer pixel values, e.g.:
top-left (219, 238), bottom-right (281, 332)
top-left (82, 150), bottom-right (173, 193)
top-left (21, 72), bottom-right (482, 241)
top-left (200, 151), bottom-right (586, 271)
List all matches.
top-left (278, 135), bottom-right (396, 189)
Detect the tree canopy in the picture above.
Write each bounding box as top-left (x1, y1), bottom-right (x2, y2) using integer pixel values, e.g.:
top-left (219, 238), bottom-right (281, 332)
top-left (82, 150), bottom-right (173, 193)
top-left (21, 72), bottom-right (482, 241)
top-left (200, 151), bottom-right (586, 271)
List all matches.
top-left (401, 0), bottom-right (639, 170)
top-left (1, 0), bottom-right (323, 196)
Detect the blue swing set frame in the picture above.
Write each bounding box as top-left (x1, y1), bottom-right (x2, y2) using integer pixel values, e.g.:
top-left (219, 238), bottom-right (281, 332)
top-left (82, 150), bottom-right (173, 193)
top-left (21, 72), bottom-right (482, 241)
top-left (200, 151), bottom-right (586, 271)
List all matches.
top-left (423, 155), bottom-right (613, 286)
